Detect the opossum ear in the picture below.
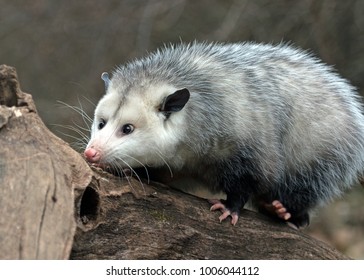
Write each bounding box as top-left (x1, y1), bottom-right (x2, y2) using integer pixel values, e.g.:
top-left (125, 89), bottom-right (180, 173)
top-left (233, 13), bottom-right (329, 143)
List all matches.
top-left (101, 72), bottom-right (110, 91)
top-left (161, 88), bottom-right (190, 114)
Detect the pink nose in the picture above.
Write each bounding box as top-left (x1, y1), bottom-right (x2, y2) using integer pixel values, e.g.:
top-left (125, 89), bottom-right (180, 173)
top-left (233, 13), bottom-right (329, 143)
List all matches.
top-left (84, 147), bottom-right (101, 163)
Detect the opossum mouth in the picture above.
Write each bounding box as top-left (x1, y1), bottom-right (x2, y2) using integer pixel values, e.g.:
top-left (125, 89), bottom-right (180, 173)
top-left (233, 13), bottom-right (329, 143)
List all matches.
top-left (90, 162), bottom-right (107, 169)
top-left (90, 163), bottom-right (131, 177)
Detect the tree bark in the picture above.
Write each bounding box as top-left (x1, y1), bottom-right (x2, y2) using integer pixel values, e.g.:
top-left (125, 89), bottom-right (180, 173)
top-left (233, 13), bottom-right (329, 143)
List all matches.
top-left (71, 170), bottom-right (348, 260)
top-left (0, 64), bottom-right (348, 260)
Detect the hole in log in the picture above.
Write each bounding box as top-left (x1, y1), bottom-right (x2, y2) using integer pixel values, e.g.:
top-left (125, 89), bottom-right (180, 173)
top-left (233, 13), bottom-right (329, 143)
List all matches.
top-left (79, 186), bottom-right (100, 224)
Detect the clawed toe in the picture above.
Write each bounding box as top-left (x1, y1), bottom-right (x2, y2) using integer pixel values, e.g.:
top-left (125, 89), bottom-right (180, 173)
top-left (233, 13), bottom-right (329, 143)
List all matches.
top-left (209, 199), bottom-right (239, 225)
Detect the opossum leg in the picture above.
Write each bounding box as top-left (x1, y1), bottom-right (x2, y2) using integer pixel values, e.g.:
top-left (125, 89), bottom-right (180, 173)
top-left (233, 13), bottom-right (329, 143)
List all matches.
top-left (209, 200), bottom-right (239, 225)
top-left (263, 200), bottom-right (292, 221)
top-left (258, 199), bottom-right (310, 228)
top-left (209, 191), bottom-right (249, 225)
top-left (287, 212), bottom-right (310, 228)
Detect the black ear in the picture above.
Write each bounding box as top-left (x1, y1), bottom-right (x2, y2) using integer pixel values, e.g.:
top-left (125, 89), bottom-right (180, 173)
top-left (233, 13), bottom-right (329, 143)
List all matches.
top-left (160, 88), bottom-right (190, 114)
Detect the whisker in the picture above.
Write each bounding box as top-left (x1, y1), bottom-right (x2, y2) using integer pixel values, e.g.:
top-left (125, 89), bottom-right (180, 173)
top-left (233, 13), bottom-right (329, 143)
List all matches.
top-left (79, 94), bottom-right (97, 108)
top-left (122, 154), bottom-right (150, 185)
top-left (109, 160), bottom-right (135, 191)
top-left (52, 123), bottom-right (90, 151)
top-left (105, 150), bottom-right (146, 195)
top-left (76, 96), bottom-right (93, 132)
top-left (57, 100), bottom-right (93, 124)
top-left (154, 148), bottom-right (174, 178)
top-left (55, 100), bottom-right (94, 151)
top-left (52, 123), bottom-right (90, 140)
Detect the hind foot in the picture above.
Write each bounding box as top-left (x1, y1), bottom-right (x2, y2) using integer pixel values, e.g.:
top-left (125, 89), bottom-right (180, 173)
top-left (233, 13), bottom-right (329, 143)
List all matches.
top-left (258, 199), bottom-right (310, 228)
top-left (208, 199), bottom-right (239, 225)
top-left (264, 200), bottom-right (291, 221)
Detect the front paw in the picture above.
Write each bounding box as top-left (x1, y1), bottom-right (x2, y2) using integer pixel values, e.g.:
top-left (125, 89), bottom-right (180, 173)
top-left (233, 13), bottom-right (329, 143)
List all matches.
top-left (208, 199), bottom-right (239, 225)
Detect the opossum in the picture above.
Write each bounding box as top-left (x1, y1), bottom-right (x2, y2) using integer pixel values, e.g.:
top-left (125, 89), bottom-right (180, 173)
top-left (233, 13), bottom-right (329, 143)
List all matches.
top-left (84, 42), bottom-right (364, 227)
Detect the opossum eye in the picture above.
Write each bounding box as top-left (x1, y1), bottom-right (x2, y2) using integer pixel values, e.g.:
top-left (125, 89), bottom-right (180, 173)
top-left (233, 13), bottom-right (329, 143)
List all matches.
top-left (98, 119), bottom-right (106, 130)
top-left (121, 124), bottom-right (134, 135)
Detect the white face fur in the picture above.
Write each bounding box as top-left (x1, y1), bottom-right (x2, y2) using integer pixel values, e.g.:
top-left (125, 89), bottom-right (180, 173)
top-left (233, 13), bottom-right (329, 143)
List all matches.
top-left (85, 82), bottom-right (190, 171)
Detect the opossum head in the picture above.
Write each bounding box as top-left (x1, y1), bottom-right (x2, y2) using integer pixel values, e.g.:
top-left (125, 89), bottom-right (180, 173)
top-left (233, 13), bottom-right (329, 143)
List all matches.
top-left (84, 72), bottom-right (190, 171)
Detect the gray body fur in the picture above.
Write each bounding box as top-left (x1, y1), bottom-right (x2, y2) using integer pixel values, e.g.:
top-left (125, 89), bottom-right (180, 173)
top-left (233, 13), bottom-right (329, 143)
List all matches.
top-left (90, 42), bottom-right (364, 226)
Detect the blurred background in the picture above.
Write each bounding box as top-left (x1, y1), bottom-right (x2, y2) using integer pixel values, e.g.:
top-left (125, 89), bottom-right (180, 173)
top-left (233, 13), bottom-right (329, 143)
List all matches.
top-left (1, 0), bottom-right (363, 259)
